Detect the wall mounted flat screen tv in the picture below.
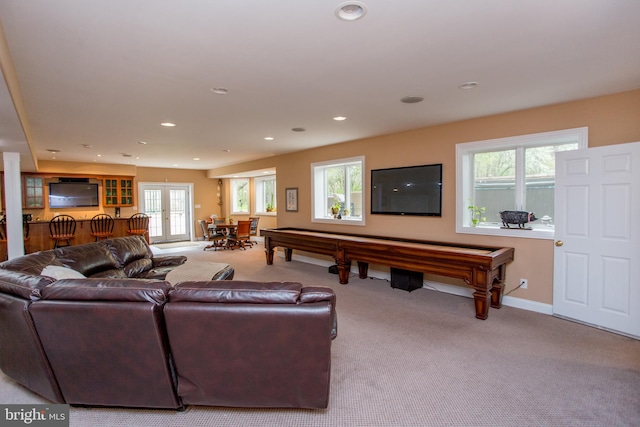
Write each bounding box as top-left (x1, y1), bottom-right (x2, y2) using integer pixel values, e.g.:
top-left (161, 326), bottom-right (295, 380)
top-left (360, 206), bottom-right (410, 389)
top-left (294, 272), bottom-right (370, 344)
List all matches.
top-left (371, 163), bottom-right (442, 216)
top-left (49, 182), bottom-right (99, 208)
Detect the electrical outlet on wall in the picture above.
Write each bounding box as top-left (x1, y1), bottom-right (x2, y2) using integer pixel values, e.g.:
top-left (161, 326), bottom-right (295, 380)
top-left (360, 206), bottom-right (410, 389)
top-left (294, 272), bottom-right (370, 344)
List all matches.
top-left (519, 278), bottom-right (528, 289)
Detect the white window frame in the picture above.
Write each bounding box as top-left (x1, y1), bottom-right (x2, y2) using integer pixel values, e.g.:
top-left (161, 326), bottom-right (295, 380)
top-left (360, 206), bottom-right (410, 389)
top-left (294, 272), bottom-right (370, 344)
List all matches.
top-left (456, 127), bottom-right (588, 240)
top-left (254, 175), bottom-right (277, 215)
top-left (311, 156), bottom-right (365, 226)
top-left (230, 178), bottom-right (250, 214)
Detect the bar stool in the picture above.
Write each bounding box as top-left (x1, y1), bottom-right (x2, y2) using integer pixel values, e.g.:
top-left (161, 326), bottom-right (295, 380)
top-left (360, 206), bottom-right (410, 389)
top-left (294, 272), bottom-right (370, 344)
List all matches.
top-left (49, 215), bottom-right (76, 249)
top-left (90, 214), bottom-right (115, 241)
top-left (127, 213), bottom-right (149, 237)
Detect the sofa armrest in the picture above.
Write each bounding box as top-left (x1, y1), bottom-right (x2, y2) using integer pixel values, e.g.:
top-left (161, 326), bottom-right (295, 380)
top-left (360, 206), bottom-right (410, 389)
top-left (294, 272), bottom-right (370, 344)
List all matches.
top-left (0, 270), bottom-right (55, 300)
top-left (152, 255), bottom-right (187, 268)
top-left (302, 287), bottom-right (337, 339)
top-left (300, 286), bottom-right (335, 303)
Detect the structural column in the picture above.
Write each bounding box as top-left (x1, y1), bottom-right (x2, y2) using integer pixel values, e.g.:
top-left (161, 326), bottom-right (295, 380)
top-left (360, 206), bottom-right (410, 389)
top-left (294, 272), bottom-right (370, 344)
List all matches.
top-left (2, 152), bottom-right (24, 259)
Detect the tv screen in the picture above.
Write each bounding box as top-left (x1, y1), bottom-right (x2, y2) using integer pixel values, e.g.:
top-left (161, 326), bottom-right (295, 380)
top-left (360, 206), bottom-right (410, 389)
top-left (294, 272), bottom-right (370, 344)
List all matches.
top-left (49, 182), bottom-right (99, 208)
top-left (371, 163), bottom-right (442, 216)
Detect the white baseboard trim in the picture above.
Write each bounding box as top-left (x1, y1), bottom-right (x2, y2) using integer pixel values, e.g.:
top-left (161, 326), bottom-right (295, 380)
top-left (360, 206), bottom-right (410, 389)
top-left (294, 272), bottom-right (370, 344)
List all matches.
top-left (502, 295), bottom-right (553, 315)
top-left (284, 252), bottom-right (553, 316)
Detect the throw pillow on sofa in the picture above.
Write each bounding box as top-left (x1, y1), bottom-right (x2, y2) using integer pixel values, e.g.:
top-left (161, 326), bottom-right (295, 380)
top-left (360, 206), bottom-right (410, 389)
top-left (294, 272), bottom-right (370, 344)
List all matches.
top-left (41, 265), bottom-right (86, 280)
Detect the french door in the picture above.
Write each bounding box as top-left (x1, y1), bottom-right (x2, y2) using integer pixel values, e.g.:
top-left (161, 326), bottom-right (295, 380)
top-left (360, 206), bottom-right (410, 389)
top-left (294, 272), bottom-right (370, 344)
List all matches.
top-left (139, 183), bottom-right (192, 243)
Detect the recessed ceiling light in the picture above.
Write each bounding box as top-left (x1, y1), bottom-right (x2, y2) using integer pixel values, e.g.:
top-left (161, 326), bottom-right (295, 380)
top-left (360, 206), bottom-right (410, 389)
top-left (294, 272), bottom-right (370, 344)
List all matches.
top-left (161, 122), bottom-right (176, 127)
top-left (193, 157), bottom-right (200, 161)
top-left (292, 127), bottom-right (306, 132)
top-left (122, 153), bottom-right (132, 157)
top-left (97, 154), bottom-right (102, 157)
top-left (458, 81), bottom-right (479, 90)
top-left (336, 1), bottom-right (367, 21)
top-left (46, 149), bottom-right (60, 153)
top-left (223, 149), bottom-right (231, 152)
top-left (401, 96), bottom-right (424, 104)
top-left (264, 137), bottom-right (274, 141)
top-left (82, 144), bottom-right (93, 148)
top-left (138, 141), bottom-right (147, 145)
top-left (210, 87), bottom-right (229, 95)
top-left (333, 116), bottom-right (347, 121)
top-left (173, 164), bottom-right (179, 167)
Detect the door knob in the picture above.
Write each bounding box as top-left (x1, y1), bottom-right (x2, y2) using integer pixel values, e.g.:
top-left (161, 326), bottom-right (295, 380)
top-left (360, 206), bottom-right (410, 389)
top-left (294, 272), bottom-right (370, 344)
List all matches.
top-left (555, 240), bottom-right (563, 247)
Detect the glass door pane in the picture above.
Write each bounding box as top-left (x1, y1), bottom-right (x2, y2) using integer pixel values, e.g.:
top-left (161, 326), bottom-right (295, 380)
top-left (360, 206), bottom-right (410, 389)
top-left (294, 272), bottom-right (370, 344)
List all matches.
top-left (144, 189), bottom-right (163, 239)
top-left (169, 188), bottom-right (187, 238)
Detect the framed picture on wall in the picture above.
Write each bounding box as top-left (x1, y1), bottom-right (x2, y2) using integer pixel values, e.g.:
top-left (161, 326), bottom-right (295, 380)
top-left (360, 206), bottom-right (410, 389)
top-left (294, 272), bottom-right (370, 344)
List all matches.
top-left (285, 188), bottom-right (298, 212)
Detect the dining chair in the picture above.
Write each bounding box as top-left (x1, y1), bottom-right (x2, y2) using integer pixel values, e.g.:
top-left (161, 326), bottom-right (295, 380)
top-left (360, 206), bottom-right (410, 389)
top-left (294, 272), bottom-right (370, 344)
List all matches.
top-left (226, 220), bottom-right (252, 250)
top-left (198, 219), bottom-right (209, 241)
top-left (90, 214), bottom-right (115, 241)
top-left (247, 217), bottom-right (260, 246)
top-left (127, 213), bottom-right (149, 238)
top-left (200, 219), bottom-right (227, 251)
top-left (49, 215), bottom-right (77, 249)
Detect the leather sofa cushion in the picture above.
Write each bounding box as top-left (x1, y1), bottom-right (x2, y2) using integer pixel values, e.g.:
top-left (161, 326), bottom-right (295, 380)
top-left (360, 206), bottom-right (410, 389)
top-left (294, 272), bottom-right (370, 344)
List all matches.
top-left (54, 243), bottom-right (119, 277)
top-left (124, 258), bottom-right (153, 277)
top-left (0, 251), bottom-right (62, 275)
top-left (105, 235), bottom-right (151, 267)
top-left (88, 269), bottom-right (127, 279)
top-left (0, 270), bottom-right (55, 299)
top-left (37, 279), bottom-right (170, 304)
top-left (169, 281), bottom-right (302, 304)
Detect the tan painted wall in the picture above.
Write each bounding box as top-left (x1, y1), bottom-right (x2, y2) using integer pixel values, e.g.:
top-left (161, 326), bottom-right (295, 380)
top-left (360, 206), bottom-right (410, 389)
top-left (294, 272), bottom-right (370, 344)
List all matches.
top-left (207, 89), bottom-right (640, 305)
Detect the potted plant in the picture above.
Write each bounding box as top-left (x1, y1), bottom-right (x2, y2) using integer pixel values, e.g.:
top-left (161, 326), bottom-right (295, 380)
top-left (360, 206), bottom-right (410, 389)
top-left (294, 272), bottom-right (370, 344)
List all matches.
top-left (468, 200), bottom-right (486, 227)
top-left (330, 202), bottom-right (341, 218)
top-left (265, 203), bottom-right (274, 212)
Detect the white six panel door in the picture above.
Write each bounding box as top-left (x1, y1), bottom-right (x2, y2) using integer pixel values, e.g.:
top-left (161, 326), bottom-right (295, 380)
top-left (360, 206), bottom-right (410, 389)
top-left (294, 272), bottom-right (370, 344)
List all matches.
top-left (553, 141), bottom-right (640, 338)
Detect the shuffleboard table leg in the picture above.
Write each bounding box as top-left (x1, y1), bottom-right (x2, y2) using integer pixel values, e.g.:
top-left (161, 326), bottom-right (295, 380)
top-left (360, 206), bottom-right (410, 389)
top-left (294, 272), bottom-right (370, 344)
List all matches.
top-left (357, 261), bottom-right (368, 279)
top-left (490, 265), bottom-right (507, 309)
top-left (473, 289), bottom-right (489, 320)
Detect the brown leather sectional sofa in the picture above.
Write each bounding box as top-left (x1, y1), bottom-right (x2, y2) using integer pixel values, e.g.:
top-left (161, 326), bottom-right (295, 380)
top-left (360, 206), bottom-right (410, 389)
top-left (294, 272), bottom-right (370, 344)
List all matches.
top-left (0, 236), bottom-right (337, 409)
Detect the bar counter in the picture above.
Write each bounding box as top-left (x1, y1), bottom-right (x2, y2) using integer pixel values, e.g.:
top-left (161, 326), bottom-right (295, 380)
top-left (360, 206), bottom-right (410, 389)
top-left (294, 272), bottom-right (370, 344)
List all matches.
top-left (3, 218), bottom-right (148, 260)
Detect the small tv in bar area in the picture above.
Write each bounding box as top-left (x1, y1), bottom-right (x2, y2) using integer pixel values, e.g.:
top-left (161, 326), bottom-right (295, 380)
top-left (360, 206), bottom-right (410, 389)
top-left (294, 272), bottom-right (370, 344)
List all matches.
top-left (370, 163), bottom-right (442, 216)
top-left (49, 182), bottom-right (99, 208)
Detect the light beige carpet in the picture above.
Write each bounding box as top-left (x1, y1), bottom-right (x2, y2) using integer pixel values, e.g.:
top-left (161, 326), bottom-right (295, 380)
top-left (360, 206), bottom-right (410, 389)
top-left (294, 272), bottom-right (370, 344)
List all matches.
top-left (1, 243), bottom-right (639, 426)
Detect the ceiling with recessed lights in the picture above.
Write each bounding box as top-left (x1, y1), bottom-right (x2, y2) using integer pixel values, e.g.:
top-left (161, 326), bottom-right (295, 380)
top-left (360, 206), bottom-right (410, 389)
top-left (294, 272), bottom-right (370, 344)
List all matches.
top-left (0, 1), bottom-right (639, 172)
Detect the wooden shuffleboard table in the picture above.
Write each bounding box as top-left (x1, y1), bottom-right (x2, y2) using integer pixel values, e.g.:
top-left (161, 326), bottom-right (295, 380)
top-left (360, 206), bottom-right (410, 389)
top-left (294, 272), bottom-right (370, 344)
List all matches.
top-left (261, 228), bottom-right (514, 320)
